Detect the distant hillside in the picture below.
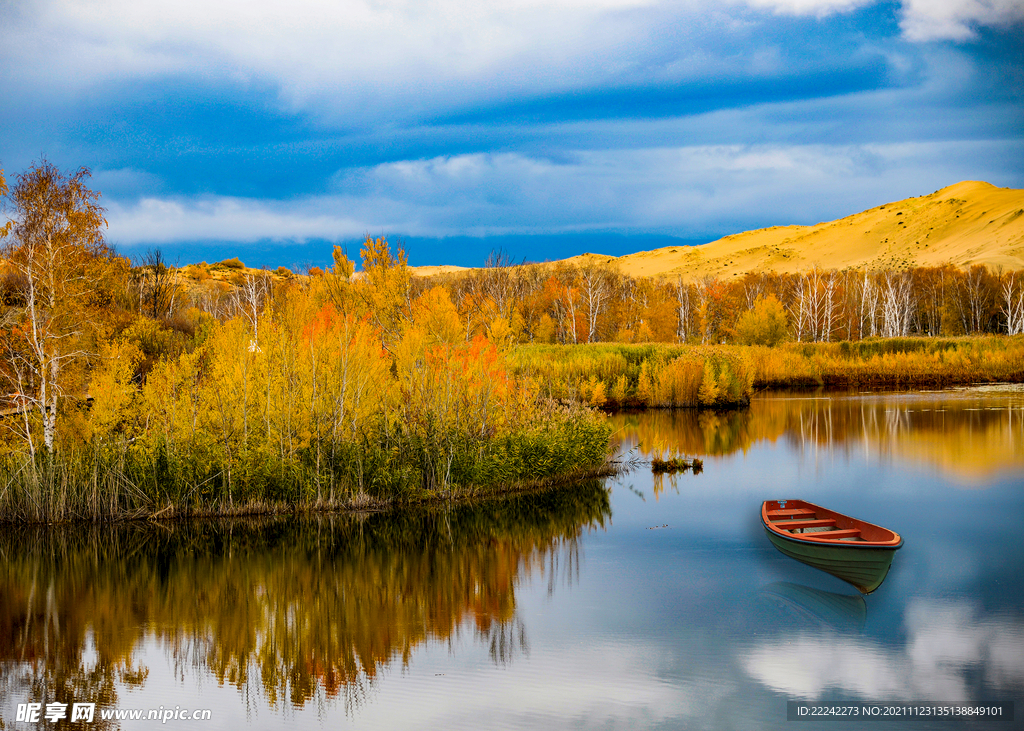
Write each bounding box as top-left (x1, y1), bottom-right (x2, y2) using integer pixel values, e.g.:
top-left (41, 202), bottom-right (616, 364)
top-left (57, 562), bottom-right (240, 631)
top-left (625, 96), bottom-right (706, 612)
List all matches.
top-left (559, 181), bottom-right (1024, 280)
top-left (179, 181), bottom-right (1024, 281)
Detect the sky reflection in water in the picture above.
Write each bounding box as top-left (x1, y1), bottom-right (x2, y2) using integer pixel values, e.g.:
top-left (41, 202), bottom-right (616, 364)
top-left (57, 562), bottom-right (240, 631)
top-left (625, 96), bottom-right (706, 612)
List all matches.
top-left (1, 387), bottom-right (1022, 729)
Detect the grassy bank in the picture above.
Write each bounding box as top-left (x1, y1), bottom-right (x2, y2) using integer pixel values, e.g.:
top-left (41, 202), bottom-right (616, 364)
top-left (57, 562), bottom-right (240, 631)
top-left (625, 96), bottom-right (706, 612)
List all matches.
top-left (0, 402), bottom-right (611, 523)
top-left (514, 344), bottom-right (755, 409)
top-left (513, 336), bottom-right (1024, 409)
top-left (748, 335), bottom-right (1024, 388)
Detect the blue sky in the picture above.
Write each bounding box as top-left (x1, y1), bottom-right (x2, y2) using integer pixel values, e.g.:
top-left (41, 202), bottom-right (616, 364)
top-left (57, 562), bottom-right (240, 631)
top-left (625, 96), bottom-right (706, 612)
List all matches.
top-left (1, 0), bottom-right (1022, 268)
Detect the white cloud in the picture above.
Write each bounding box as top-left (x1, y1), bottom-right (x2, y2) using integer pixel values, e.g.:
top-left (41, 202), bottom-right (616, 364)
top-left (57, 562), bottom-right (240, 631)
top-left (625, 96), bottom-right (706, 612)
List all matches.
top-left (0, 0), bottom-right (668, 118)
top-left (103, 139), bottom-right (1016, 246)
top-left (742, 0), bottom-right (874, 18)
top-left (106, 196), bottom-right (371, 244)
top-left (900, 0), bottom-right (1024, 41)
top-left (745, 599), bottom-right (1024, 701)
top-left (1, 0), bottom-right (1018, 131)
top-left (1, 0), bottom-right (1015, 135)
top-left (344, 641), bottom-right (736, 730)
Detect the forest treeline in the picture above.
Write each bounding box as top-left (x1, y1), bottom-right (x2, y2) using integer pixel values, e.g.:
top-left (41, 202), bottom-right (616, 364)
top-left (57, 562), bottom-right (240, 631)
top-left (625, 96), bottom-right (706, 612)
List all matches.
top-left (416, 255), bottom-right (1024, 346)
top-left (0, 163), bottom-right (610, 522)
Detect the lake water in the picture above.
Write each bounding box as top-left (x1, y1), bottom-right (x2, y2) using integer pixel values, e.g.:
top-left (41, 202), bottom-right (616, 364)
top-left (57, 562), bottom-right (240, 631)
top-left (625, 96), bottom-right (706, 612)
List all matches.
top-left (2, 387), bottom-right (1023, 730)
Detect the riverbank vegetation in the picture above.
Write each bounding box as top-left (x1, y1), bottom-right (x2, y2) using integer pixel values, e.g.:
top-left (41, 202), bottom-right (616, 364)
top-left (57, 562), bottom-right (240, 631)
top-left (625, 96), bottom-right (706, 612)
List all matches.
top-left (511, 337), bottom-right (1024, 408)
top-left (0, 163), bottom-right (610, 523)
top-left (2, 160), bottom-right (1023, 521)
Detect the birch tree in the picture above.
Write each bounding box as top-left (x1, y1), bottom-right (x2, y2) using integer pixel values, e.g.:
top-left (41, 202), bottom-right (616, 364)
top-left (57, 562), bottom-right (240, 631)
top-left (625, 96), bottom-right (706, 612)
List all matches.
top-left (0, 161), bottom-right (115, 456)
top-left (674, 276), bottom-right (693, 343)
top-left (1003, 272), bottom-right (1024, 336)
top-left (880, 270), bottom-right (914, 337)
top-left (859, 272), bottom-right (880, 338)
top-left (578, 261), bottom-right (615, 343)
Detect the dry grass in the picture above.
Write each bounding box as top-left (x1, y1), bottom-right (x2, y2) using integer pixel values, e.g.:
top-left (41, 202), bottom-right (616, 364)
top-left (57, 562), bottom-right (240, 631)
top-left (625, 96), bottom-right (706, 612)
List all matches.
top-left (750, 336), bottom-right (1024, 388)
top-left (515, 337), bottom-right (1024, 411)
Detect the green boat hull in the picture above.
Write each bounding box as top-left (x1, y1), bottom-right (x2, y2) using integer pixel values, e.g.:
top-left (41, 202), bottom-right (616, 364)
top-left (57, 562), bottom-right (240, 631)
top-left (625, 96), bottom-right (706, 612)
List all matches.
top-left (764, 528), bottom-right (899, 594)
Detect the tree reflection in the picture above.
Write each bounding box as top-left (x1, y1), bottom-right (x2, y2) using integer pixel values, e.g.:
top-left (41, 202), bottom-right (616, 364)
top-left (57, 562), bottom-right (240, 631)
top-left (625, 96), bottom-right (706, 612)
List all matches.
top-left (0, 482), bottom-right (610, 715)
top-left (612, 389), bottom-right (1024, 484)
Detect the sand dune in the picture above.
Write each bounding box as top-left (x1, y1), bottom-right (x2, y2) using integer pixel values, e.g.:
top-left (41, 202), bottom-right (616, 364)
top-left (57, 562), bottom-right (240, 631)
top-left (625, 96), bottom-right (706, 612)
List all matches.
top-left (554, 181), bottom-right (1024, 280)
top-left (408, 264), bottom-right (471, 277)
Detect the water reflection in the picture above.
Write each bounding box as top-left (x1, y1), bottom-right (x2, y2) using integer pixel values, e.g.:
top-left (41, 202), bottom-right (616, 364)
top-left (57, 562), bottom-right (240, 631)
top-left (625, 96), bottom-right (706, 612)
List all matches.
top-left (744, 599), bottom-right (1024, 702)
top-left (758, 582), bottom-right (867, 634)
top-left (0, 482), bottom-right (610, 716)
top-left (612, 385), bottom-right (1024, 484)
top-left (3, 389), bottom-right (1024, 729)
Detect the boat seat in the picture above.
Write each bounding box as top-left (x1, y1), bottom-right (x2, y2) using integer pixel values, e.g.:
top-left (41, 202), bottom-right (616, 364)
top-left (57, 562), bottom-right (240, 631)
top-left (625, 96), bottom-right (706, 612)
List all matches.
top-left (809, 529), bottom-right (862, 540)
top-left (766, 508), bottom-right (815, 518)
top-left (774, 519), bottom-right (837, 530)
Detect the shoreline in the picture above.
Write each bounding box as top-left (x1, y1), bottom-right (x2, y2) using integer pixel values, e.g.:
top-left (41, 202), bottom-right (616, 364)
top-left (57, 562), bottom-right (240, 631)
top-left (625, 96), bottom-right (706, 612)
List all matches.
top-left (4, 366), bottom-right (1021, 525)
top-left (0, 463), bottom-right (623, 526)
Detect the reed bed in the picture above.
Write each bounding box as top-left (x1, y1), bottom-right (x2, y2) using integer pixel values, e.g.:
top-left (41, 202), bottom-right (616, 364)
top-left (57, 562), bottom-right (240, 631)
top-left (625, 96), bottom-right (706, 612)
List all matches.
top-left (749, 335), bottom-right (1024, 388)
top-left (514, 336), bottom-right (1024, 411)
top-left (513, 344), bottom-right (754, 409)
top-left (650, 456), bottom-right (703, 474)
top-left (0, 408), bottom-right (612, 524)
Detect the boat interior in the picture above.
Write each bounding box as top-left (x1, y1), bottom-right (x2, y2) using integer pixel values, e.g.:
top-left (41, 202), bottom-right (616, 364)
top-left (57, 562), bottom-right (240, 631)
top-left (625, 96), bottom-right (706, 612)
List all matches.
top-left (763, 500), bottom-right (902, 545)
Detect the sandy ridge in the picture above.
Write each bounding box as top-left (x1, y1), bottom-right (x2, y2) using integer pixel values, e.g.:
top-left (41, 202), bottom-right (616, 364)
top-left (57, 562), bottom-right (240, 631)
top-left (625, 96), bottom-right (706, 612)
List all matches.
top-left (411, 181), bottom-right (1024, 280)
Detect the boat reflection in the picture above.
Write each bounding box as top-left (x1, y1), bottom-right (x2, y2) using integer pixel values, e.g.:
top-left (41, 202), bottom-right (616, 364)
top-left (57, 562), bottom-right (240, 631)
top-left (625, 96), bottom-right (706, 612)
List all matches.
top-left (758, 582), bottom-right (866, 634)
top-left (0, 482), bottom-right (611, 715)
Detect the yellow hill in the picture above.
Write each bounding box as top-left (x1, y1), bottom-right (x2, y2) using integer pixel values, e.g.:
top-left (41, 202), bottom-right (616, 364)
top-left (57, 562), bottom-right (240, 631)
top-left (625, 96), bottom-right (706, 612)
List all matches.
top-left (567, 181), bottom-right (1024, 280)
top-left (409, 264), bottom-right (471, 277)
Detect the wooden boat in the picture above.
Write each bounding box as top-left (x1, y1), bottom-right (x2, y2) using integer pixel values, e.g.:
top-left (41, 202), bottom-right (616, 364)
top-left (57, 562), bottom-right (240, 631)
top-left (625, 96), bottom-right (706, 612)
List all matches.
top-left (762, 500), bottom-right (903, 594)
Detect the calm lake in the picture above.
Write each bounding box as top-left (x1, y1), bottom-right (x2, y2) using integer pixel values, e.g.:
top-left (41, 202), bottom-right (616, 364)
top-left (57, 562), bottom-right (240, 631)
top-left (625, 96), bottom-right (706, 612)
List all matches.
top-left (2, 387), bottom-right (1023, 730)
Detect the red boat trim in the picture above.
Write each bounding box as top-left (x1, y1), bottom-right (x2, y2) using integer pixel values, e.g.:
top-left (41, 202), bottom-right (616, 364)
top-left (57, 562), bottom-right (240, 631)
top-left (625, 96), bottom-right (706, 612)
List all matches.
top-left (761, 500), bottom-right (903, 549)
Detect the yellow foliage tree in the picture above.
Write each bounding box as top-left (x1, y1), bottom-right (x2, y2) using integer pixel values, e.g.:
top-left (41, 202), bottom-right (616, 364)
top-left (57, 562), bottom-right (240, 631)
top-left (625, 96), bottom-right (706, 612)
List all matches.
top-left (0, 161), bottom-right (123, 456)
top-left (411, 287), bottom-right (465, 346)
top-left (734, 295), bottom-right (790, 346)
top-left (357, 236), bottom-right (410, 346)
top-left (87, 341), bottom-right (141, 445)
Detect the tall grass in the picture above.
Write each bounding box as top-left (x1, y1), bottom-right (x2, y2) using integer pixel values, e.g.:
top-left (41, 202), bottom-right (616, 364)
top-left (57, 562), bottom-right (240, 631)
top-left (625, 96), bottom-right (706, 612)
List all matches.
top-left (749, 335), bottom-right (1024, 388)
top-left (514, 336), bottom-right (1024, 410)
top-left (0, 448), bottom-right (151, 523)
top-left (513, 343), bottom-right (754, 409)
top-left (0, 405), bottom-right (611, 523)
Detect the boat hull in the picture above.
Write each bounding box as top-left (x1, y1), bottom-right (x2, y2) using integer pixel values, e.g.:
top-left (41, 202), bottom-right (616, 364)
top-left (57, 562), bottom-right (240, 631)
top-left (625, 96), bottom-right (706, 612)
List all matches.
top-left (764, 527), bottom-right (898, 594)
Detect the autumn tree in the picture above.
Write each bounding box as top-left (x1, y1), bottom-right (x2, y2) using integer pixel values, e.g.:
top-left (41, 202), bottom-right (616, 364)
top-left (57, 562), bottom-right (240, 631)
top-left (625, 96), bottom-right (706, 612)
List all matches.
top-left (734, 295), bottom-right (789, 346)
top-left (954, 265), bottom-right (998, 334)
top-left (356, 236), bottom-right (411, 347)
top-left (878, 270), bottom-right (914, 337)
top-left (674, 276), bottom-right (694, 343)
top-left (0, 161), bottom-right (119, 456)
top-left (577, 260), bottom-right (617, 342)
top-left (694, 275), bottom-right (727, 344)
top-left (551, 266), bottom-right (582, 344)
top-left (789, 267), bottom-right (840, 342)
